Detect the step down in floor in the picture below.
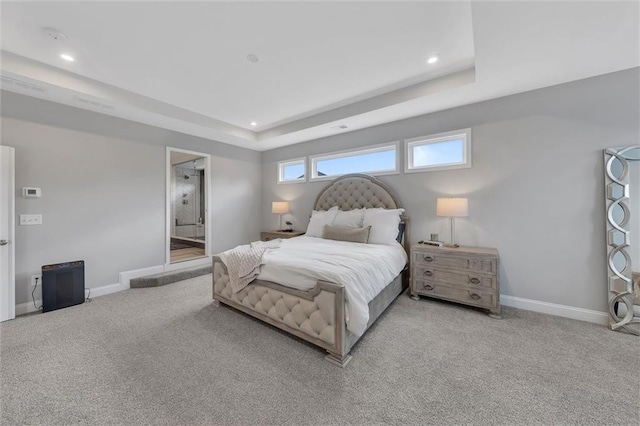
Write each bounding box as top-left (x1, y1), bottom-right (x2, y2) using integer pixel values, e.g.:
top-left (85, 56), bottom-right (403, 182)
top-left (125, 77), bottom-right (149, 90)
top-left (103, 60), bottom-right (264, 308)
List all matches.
top-left (130, 265), bottom-right (212, 288)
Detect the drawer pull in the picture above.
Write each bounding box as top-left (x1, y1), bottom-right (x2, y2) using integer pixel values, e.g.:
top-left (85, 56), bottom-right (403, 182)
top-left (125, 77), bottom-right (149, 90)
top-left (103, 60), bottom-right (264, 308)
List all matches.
top-left (422, 283), bottom-right (434, 291)
top-left (470, 293), bottom-right (481, 300)
top-left (469, 277), bottom-right (481, 284)
top-left (423, 255), bottom-right (434, 262)
top-left (423, 270), bottom-right (434, 277)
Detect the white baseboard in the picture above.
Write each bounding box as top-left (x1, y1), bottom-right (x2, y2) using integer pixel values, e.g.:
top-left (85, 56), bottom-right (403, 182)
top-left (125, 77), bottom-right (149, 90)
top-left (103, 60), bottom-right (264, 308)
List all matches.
top-left (15, 259), bottom-right (213, 316)
top-left (501, 295), bottom-right (609, 325)
top-left (15, 281), bottom-right (122, 316)
top-left (16, 278), bottom-right (609, 327)
top-left (15, 300), bottom-right (41, 316)
top-left (89, 282), bottom-right (125, 298)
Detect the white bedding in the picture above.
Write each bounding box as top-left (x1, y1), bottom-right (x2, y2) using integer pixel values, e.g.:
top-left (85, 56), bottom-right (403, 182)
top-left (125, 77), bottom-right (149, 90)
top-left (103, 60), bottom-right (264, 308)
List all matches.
top-left (257, 236), bottom-right (407, 336)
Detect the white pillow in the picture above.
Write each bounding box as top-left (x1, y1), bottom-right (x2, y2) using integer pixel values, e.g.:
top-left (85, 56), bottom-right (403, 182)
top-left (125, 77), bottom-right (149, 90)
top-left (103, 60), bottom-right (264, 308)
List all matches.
top-left (363, 208), bottom-right (404, 245)
top-left (306, 206), bottom-right (339, 237)
top-left (332, 209), bottom-right (365, 228)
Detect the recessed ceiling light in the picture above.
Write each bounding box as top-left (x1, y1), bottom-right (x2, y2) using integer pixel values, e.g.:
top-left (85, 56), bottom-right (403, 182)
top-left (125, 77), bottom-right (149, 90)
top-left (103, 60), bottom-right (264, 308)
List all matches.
top-left (427, 55), bottom-right (439, 64)
top-left (250, 121), bottom-right (257, 127)
top-left (60, 54), bottom-right (75, 62)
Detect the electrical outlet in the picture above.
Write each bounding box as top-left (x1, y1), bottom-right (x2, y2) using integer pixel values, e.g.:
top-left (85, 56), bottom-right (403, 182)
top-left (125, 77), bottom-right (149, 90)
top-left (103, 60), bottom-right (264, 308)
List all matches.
top-left (31, 274), bottom-right (42, 288)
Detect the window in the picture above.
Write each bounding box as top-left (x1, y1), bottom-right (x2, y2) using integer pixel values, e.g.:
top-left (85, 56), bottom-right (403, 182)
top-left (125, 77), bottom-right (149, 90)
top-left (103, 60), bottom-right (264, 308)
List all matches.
top-left (405, 128), bottom-right (472, 173)
top-left (278, 158), bottom-right (306, 184)
top-left (310, 141), bottom-right (399, 180)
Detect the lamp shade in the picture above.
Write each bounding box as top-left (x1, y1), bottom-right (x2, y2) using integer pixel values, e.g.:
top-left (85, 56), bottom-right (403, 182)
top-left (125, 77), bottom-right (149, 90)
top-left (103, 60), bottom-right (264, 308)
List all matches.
top-left (436, 198), bottom-right (469, 217)
top-left (272, 201), bottom-right (290, 214)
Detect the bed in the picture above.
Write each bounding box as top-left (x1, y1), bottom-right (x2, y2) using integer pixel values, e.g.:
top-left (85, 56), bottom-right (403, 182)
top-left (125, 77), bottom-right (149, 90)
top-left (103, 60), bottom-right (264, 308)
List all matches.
top-left (212, 174), bottom-right (409, 366)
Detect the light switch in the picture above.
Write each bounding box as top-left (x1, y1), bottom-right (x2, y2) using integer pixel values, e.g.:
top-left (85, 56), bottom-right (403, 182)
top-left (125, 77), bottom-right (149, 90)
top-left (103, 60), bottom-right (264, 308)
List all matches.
top-left (19, 214), bottom-right (42, 225)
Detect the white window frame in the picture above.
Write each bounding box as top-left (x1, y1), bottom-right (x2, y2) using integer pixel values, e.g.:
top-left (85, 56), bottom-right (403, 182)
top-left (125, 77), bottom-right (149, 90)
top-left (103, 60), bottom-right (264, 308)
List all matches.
top-left (404, 128), bottom-right (472, 173)
top-left (277, 157), bottom-right (307, 184)
top-left (309, 141), bottom-right (400, 181)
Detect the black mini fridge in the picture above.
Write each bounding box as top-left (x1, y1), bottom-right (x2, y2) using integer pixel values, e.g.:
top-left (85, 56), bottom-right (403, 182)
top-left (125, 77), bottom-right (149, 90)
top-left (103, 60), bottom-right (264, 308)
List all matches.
top-left (42, 260), bottom-right (85, 312)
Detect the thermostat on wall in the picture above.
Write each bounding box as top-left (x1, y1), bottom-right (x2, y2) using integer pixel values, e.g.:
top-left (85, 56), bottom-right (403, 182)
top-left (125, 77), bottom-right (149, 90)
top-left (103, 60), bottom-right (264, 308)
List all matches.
top-left (22, 187), bottom-right (41, 198)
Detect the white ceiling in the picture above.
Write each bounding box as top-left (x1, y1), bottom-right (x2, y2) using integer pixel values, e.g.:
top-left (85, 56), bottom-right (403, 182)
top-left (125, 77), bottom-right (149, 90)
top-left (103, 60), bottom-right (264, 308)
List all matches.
top-left (1, 1), bottom-right (638, 151)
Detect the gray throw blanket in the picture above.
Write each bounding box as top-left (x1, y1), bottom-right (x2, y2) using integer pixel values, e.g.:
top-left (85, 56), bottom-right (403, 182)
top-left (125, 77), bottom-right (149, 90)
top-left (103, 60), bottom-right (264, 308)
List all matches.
top-left (217, 239), bottom-right (281, 293)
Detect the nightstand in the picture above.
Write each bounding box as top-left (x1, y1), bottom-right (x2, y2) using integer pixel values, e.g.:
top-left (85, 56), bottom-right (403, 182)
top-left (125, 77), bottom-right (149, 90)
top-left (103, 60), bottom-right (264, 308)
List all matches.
top-left (410, 244), bottom-right (501, 318)
top-left (260, 230), bottom-right (305, 241)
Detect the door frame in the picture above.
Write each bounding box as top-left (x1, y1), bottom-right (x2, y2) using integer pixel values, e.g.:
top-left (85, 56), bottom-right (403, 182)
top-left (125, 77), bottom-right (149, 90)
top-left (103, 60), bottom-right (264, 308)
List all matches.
top-left (165, 147), bottom-right (212, 266)
top-left (1, 146), bottom-right (16, 322)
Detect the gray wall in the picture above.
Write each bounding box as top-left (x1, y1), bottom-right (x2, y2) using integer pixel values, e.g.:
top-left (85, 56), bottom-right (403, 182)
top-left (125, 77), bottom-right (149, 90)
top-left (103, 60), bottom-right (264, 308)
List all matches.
top-left (1, 91), bottom-right (262, 304)
top-left (262, 68), bottom-right (640, 313)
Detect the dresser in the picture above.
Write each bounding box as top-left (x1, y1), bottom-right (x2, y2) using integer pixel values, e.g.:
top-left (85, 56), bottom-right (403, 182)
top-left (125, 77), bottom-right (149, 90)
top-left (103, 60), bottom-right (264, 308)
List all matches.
top-left (410, 244), bottom-right (501, 318)
top-left (260, 230), bottom-right (305, 241)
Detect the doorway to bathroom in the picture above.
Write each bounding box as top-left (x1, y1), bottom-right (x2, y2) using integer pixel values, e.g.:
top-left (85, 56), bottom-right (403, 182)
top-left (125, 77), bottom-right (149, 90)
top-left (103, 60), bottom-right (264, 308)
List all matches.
top-left (166, 148), bottom-right (211, 264)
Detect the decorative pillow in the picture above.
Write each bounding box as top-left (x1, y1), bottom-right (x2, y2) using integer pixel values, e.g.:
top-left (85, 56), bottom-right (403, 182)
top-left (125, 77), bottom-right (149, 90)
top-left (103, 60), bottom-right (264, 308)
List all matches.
top-left (305, 206), bottom-right (339, 237)
top-left (323, 225), bottom-right (371, 244)
top-left (363, 208), bottom-right (405, 245)
top-left (332, 209), bottom-right (365, 228)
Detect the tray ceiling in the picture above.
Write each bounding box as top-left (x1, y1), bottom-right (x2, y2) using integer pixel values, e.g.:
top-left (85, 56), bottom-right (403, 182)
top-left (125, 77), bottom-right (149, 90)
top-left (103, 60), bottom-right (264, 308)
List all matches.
top-left (1, 1), bottom-right (638, 151)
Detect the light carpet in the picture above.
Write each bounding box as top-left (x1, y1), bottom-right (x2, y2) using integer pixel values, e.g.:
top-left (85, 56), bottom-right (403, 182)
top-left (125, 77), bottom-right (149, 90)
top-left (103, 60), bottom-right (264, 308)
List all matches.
top-left (1, 274), bottom-right (639, 425)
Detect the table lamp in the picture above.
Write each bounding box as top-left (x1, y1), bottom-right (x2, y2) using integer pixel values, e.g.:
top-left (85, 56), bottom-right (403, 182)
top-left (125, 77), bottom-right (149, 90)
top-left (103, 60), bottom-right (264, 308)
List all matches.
top-left (436, 198), bottom-right (468, 248)
top-left (272, 201), bottom-right (290, 231)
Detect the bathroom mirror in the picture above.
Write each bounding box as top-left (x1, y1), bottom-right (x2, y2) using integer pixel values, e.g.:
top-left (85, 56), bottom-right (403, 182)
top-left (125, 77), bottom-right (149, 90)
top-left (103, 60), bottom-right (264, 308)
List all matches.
top-left (604, 145), bottom-right (640, 335)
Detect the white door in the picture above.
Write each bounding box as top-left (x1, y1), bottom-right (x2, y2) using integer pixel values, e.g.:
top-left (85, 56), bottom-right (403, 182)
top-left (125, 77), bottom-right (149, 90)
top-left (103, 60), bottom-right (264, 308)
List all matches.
top-left (0, 146), bottom-right (15, 322)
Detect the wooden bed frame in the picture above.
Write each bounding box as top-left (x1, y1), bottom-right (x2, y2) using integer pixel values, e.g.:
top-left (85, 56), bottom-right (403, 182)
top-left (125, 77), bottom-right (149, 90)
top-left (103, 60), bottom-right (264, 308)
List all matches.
top-left (212, 174), bottom-right (409, 367)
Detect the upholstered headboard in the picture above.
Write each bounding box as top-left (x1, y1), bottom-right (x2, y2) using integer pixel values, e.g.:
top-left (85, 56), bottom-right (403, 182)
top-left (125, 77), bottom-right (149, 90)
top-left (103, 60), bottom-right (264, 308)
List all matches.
top-left (313, 174), bottom-right (407, 248)
top-left (314, 174), bottom-right (402, 211)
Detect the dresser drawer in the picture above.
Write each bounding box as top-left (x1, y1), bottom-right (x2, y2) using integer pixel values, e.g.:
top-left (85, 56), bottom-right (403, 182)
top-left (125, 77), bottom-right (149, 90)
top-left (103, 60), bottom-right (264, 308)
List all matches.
top-left (413, 251), bottom-right (468, 269)
top-left (412, 251), bottom-right (497, 274)
top-left (413, 266), bottom-right (496, 291)
top-left (469, 259), bottom-right (497, 274)
top-left (413, 280), bottom-right (497, 309)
